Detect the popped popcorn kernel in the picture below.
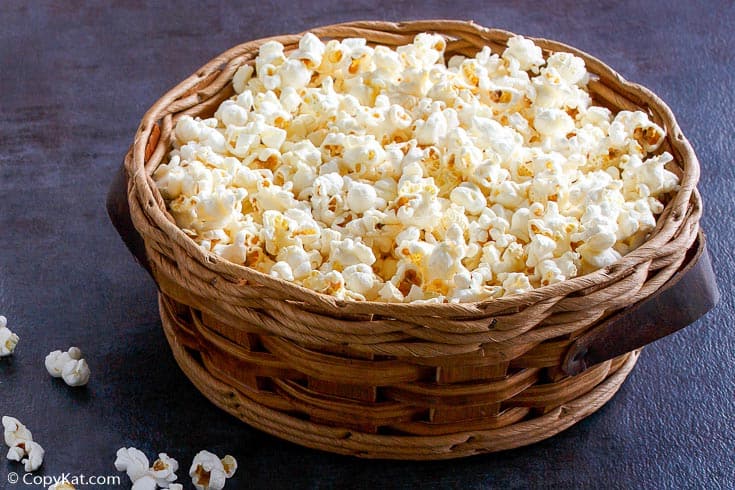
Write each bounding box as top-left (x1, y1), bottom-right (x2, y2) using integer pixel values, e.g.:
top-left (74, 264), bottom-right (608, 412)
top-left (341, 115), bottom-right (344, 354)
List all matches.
top-left (154, 33), bottom-right (678, 303)
top-left (3, 416), bottom-right (43, 472)
top-left (0, 315), bottom-right (19, 357)
top-left (114, 447), bottom-right (180, 489)
top-left (45, 347), bottom-right (90, 387)
top-left (189, 450), bottom-right (237, 490)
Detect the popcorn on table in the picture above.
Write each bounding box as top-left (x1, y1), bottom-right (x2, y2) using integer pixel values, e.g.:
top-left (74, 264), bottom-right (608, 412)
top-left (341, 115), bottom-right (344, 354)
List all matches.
top-left (45, 347), bottom-right (91, 387)
top-left (154, 32), bottom-right (679, 303)
top-left (0, 315), bottom-right (19, 357)
top-left (114, 447), bottom-right (180, 489)
top-left (189, 450), bottom-right (237, 490)
top-left (2, 415), bottom-right (44, 472)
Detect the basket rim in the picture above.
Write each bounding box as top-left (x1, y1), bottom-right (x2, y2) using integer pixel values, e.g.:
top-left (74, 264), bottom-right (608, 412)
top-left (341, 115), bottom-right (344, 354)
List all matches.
top-left (126, 19), bottom-right (702, 316)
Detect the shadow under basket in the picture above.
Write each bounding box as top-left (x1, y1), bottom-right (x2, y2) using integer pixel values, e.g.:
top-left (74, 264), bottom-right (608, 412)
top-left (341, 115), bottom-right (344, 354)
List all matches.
top-left (108, 20), bottom-right (719, 459)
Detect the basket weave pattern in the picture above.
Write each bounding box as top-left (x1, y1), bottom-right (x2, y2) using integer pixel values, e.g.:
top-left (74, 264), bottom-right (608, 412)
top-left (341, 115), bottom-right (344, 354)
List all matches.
top-left (123, 20), bottom-right (701, 459)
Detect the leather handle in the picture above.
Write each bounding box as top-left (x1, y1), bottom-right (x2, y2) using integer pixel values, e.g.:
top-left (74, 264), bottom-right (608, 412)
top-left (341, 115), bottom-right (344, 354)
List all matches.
top-left (563, 232), bottom-right (719, 375)
top-left (106, 158), bottom-right (153, 276)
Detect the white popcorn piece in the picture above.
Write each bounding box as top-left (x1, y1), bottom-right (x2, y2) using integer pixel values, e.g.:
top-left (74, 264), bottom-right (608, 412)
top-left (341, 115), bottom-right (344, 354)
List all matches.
top-left (526, 234), bottom-right (557, 268)
top-left (151, 452), bottom-right (180, 487)
top-left (232, 65), bottom-right (254, 94)
top-left (21, 440), bottom-right (45, 472)
top-left (61, 359), bottom-right (91, 387)
top-left (7, 444), bottom-right (25, 461)
top-left (500, 272), bottom-right (533, 296)
top-left (0, 315), bottom-right (19, 357)
top-left (220, 455), bottom-right (238, 479)
top-left (503, 35), bottom-right (545, 72)
top-left (3, 416), bottom-right (44, 473)
top-left (270, 261), bottom-right (295, 281)
top-left (189, 450), bottom-right (237, 490)
top-left (154, 32), bottom-right (677, 303)
top-left (115, 447), bottom-right (180, 489)
top-left (46, 347), bottom-right (90, 387)
top-left (544, 52), bottom-right (588, 85)
top-left (115, 447), bottom-right (151, 483)
top-left (6, 440), bottom-right (44, 472)
top-left (292, 32), bottom-right (325, 69)
top-left (329, 238), bottom-right (376, 268)
top-left (449, 182), bottom-right (487, 215)
top-left (343, 263), bottom-right (380, 299)
top-left (534, 108), bottom-right (575, 138)
top-left (2, 416), bottom-right (33, 448)
top-left (345, 179), bottom-right (383, 214)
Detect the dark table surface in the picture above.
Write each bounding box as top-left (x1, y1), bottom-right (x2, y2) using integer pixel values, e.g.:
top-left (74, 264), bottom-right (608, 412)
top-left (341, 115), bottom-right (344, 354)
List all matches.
top-left (1, 1), bottom-right (733, 489)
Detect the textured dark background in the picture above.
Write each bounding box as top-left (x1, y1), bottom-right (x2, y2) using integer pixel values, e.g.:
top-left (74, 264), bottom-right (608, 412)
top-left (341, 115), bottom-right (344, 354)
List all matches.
top-left (1, 1), bottom-right (733, 489)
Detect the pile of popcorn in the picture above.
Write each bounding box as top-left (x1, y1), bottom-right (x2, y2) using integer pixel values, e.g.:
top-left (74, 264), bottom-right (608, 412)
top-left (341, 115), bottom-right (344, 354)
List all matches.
top-left (153, 33), bottom-right (679, 303)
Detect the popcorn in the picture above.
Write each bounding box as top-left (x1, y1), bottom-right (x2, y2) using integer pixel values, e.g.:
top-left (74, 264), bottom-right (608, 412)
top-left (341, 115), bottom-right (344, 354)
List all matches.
top-left (61, 359), bottom-right (91, 387)
top-left (292, 32), bottom-right (325, 69)
top-left (115, 447), bottom-right (151, 483)
top-left (345, 178), bottom-right (384, 214)
top-left (0, 315), bottom-right (19, 357)
top-left (269, 261), bottom-right (295, 281)
top-left (189, 450), bottom-right (237, 490)
top-left (534, 108), bottom-right (576, 138)
top-left (150, 453), bottom-right (180, 488)
top-left (544, 52), bottom-right (588, 85)
top-left (21, 441), bottom-right (45, 472)
top-left (329, 238), bottom-right (376, 269)
top-left (7, 440), bottom-right (45, 472)
top-left (342, 263), bottom-right (381, 299)
top-left (232, 65), bottom-right (254, 94)
top-left (115, 447), bottom-right (180, 489)
top-left (45, 347), bottom-right (82, 377)
top-left (155, 33), bottom-right (678, 303)
top-left (500, 272), bottom-right (533, 295)
top-left (3, 416), bottom-right (43, 472)
top-left (3, 416), bottom-right (32, 447)
top-left (449, 182), bottom-right (487, 215)
top-left (526, 233), bottom-right (557, 268)
top-left (502, 36), bottom-right (545, 72)
top-left (45, 347), bottom-right (90, 387)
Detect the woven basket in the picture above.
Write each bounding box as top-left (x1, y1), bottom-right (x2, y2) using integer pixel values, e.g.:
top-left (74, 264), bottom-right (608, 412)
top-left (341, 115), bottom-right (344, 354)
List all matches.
top-left (108, 20), bottom-right (719, 459)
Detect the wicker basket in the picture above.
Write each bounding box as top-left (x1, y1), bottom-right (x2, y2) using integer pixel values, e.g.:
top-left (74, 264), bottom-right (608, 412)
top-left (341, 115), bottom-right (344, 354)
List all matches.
top-left (107, 20), bottom-right (719, 459)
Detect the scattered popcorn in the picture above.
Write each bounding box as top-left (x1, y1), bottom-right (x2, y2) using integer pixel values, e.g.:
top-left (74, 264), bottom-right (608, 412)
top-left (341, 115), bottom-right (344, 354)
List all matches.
top-left (45, 347), bottom-right (90, 387)
top-left (20, 440), bottom-right (45, 472)
top-left (189, 450), bottom-right (237, 490)
top-left (45, 347), bottom-right (81, 377)
top-left (150, 453), bottom-right (180, 488)
top-left (0, 315), bottom-right (19, 357)
top-left (2, 416), bottom-right (32, 448)
top-left (114, 447), bottom-right (180, 489)
top-left (154, 33), bottom-right (678, 302)
top-left (3, 416), bottom-right (43, 472)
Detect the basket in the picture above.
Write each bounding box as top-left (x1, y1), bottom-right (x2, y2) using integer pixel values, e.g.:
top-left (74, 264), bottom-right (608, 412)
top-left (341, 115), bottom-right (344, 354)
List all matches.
top-left (107, 20), bottom-right (719, 459)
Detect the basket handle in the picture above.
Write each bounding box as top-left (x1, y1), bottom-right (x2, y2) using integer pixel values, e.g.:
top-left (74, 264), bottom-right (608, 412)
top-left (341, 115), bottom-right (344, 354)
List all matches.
top-left (562, 231), bottom-right (719, 375)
